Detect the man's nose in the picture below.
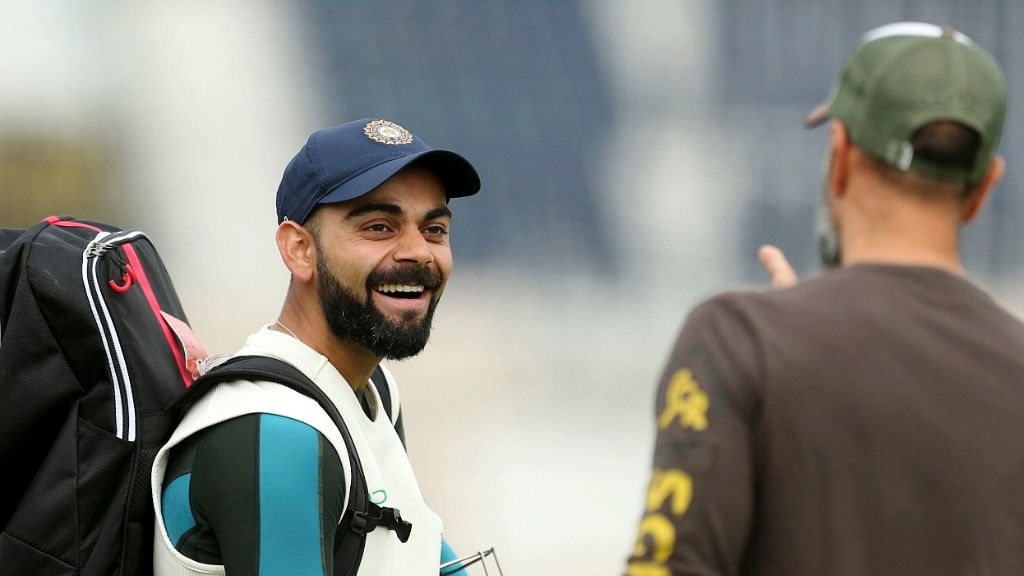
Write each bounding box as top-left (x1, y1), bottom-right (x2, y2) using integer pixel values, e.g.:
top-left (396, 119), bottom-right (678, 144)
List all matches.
top-left (392, 226), bottom-right (433, 264)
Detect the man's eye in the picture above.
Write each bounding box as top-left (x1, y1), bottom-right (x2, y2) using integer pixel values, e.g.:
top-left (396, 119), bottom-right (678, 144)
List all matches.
top-left (424, 225), bottom-right (449, 236)
top-left (366, 223), bottom-right (392, 233)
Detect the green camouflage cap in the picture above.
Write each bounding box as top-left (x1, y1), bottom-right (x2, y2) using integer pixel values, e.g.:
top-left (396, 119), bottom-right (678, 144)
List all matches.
top-left (805, 22), bottom-right (1007, 184)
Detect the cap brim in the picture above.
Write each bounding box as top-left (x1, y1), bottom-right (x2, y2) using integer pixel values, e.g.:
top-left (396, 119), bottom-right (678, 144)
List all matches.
top-left (317, 148), bottom-right (481, 207)
top-left (414, 149), bottom-right (482, 199)
top-left (804, 101), bottom-right (831, 128)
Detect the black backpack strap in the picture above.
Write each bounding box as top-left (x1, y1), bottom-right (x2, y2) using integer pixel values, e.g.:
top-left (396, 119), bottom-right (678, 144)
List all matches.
top-left (369, 365), bottom-right (406, 448)
top-left (370, 365), bottom-right (392, 421)
top-left (183, 355), bottom-right (413, 574)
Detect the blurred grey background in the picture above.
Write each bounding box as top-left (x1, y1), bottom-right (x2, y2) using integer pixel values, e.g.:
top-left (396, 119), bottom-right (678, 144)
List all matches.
top-left (3, 1), bottom-right (1023, 574)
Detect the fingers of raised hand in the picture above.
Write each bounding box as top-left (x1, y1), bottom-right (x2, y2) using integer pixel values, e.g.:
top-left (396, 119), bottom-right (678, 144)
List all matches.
top-left (757, 245), bottom-right (798, 289)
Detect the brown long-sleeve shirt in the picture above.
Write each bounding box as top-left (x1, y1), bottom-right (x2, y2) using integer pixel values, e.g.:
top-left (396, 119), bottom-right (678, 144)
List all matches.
top-left (628, 264), bottom-right (1024, 575)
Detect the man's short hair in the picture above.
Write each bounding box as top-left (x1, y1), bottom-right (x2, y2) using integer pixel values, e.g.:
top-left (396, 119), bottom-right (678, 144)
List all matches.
top-left (863, 121), bottom-right (980, 197)
top-left (910, 122), bottom-right (981, 173)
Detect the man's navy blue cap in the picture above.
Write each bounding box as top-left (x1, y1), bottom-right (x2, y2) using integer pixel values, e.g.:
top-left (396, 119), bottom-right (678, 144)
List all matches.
top-left (276, 118), bottom-right (481, 224)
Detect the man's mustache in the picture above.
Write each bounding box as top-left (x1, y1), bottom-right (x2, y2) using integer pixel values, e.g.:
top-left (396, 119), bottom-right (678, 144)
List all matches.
top-left (366, 266), bottom-right (442, 290)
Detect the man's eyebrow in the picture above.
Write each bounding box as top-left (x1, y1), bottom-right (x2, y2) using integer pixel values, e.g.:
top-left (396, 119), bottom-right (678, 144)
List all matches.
top-left (345, 202), bottom-right (403, 220)
top-left (344, 203), bottom-right (452, 222)
top-left (425, 206), bottom-right (453, 221)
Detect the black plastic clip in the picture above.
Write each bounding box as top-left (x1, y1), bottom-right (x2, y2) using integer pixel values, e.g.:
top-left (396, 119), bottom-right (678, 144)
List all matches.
top-left (351, 503), bottom-right (413, 543)
top-left (382, 507), bottom-right (413, 543)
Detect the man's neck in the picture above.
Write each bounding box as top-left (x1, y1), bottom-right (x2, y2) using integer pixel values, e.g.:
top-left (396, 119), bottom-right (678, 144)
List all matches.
top-left (841, 246), bottom-right (964, 274)
top-left (840, 217), bottom-right (964, 274)
top-left (839, 180), bottom-right (965, 274)
top-left (312, 336), bottom-right (379, 392)
top-left (275, 300), bottom-right (379, 391)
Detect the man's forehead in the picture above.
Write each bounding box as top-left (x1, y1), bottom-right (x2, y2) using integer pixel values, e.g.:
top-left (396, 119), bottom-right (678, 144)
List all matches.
top-left (341, 189), bottom-right (450, 219)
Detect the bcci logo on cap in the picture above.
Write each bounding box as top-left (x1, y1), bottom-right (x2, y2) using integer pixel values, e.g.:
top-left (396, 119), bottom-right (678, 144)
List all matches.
top-left (364, 119), bottom-right (414, 145)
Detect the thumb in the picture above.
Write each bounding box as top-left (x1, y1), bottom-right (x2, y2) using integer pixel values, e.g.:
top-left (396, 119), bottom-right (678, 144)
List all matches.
top-left (758, 245), bottom-right (798, 289)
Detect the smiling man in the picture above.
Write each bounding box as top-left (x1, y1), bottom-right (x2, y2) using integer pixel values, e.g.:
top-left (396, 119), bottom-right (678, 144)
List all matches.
top-left (152, 119), bottom-right (479, 576)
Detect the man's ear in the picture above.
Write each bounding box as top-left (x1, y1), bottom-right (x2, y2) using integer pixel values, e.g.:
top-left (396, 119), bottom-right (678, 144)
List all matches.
top-left (275, 220), bottom-right (317, 283)
top-left (962, 155), bottom-right (1005, 223)
top-left (828, 121), bottom-right (851, 199)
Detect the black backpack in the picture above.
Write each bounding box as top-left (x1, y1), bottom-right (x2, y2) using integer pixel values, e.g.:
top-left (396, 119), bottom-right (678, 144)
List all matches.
top-left (0, 217), bottom-right (409, 576)
top-left (0, 217), bottom-right (198, 576)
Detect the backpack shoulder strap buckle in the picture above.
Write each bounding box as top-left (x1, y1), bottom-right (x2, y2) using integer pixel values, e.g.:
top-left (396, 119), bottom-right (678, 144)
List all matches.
top-left (350, 502), bottom-right (413, 543)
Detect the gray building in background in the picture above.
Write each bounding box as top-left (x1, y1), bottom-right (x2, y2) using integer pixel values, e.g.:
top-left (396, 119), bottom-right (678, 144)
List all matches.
top-left (303, 0), bottom-right (1024, 281)
top-left (306, 1), bottom-right (616, 272)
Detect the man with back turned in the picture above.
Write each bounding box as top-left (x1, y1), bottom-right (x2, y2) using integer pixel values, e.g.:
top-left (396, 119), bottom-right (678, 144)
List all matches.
top-left (627, 22), bottom-right (1024, 576)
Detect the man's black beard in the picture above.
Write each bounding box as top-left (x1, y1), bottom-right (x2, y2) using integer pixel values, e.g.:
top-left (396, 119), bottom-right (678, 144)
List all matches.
top-left (816, 155), bottom-right (842, 269)
top-left (316, 252), bottom-right (441, 360)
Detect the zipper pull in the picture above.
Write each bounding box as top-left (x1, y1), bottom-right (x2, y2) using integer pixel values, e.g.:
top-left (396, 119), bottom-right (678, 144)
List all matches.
top-left (108, 264), bottom-right (135, 293)
top-left (107, 249), bottom-right (135, 293)
top-left (196, 353), bottom-right (232, 376)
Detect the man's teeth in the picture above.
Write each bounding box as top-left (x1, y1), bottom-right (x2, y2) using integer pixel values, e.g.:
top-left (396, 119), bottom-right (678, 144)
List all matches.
top-left (377, 284), bottom-right (425, 294)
